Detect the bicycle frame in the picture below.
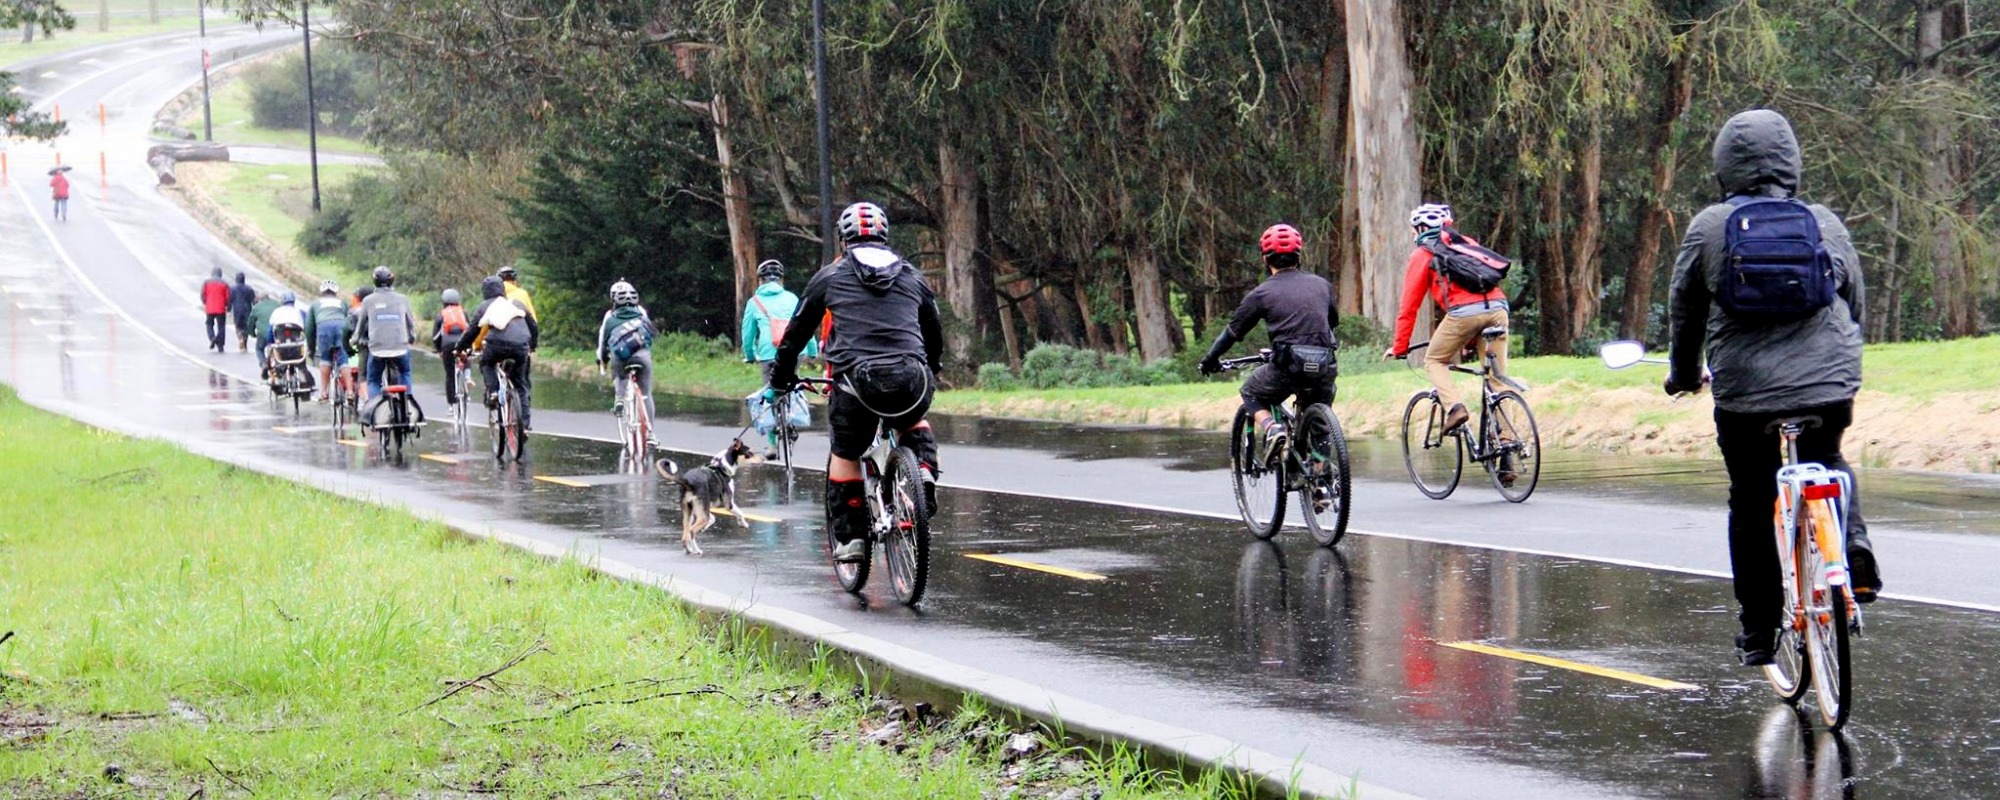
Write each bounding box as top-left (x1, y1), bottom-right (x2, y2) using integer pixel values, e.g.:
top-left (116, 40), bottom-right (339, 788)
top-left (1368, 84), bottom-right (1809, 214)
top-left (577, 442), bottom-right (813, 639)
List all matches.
top-left (1774, 429), bottom-right (1858, 621)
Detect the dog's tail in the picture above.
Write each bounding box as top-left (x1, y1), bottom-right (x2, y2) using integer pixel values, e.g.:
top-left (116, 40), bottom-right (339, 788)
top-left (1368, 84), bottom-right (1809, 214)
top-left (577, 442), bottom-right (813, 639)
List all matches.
top-left (655, 458), bottom-right (691, 489)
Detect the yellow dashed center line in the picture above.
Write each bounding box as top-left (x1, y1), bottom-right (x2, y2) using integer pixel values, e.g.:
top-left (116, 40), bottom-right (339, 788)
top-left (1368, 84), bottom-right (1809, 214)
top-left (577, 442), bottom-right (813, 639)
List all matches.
top-left (533, 475), bottom-right (591, 488)
top-left (336, 439), bottom-right (370, 449)
top-left (964, 553), bottom-right (1108, 581)
top-left (1439, 641), bottom-right (1698, 691)
top-left (712, 508), bottom-right (782, 524)
top-left (419, 454), bottom-right (469, 465)
top-left (270, 426), bottom-right (301, 434)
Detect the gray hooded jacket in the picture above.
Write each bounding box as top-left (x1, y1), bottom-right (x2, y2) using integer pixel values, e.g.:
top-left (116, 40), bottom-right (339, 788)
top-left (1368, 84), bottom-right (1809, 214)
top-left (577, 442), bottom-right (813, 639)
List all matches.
top-left (1668, 109), bottom-right (1864, 414)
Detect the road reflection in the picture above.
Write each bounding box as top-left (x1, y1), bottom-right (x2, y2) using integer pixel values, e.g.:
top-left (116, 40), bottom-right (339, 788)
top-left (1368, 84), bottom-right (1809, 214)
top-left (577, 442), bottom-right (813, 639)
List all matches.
top-left (1751, 705), bottom-right (1856, 799)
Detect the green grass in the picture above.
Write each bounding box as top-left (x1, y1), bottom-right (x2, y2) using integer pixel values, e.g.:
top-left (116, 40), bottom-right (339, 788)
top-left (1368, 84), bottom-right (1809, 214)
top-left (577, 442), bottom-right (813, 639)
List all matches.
top-left (178, 73), bottom-right (377, 155)
top-left (0, 16), bottom-right (202, 68)
top-left (189, 160), bottom-right (376, 290)
top-left (0, 386), bottom-right (1266, 798)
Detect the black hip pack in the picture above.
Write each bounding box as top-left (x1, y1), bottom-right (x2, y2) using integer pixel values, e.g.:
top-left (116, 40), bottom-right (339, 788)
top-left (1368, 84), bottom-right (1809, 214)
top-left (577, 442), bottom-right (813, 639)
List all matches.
top-left (840, 354), bottom-right (932, 418)
top-left (1279, 344), bottom-right (1338, 378)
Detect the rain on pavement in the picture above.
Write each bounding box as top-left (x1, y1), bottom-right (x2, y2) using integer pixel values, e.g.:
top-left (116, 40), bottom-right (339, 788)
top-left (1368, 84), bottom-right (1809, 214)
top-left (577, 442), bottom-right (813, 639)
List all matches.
top-left (4, 30), bottom-right (2000, 800)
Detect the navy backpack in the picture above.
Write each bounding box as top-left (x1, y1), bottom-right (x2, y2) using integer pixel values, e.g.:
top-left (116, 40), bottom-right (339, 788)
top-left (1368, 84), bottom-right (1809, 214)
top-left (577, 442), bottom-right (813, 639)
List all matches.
top-left (1718, 196), bottom-right (1836, 322)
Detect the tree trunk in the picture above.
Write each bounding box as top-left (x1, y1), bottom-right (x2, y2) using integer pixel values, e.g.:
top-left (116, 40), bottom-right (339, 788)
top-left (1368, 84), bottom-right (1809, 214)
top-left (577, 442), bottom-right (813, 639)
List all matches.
top-left (1343, 0), bottom-right (1420, 324)
top-left (1534, 153), bottom-right (1572, 354)
top-left (1191, 231), bottom-right (1220, 340)
top-left (937, 139), bottom-right (987, 370)
top-left (1127, 245), bottom-right (1176, 362)
top-left (1565, 121), bottom-right (1605, 346)
top-left (1075, 279), bottom-right (1109, 352)
top-left (1618, 47), bottom-right (1692, 343)
top-left (711, 93), bottom-right (759, 335)
top-left (1917, 4), bottom-right (1977, 338)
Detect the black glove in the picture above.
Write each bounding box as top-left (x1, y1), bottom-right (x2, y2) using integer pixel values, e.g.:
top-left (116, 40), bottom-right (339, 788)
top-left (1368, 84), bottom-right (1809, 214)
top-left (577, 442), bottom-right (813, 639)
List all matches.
top-left (1663, 375), bottom-right (1699, 397)
top-left (770, 370), bottom-right (799, 393)
top-left (1198, 356), bottom-right (1223, 376)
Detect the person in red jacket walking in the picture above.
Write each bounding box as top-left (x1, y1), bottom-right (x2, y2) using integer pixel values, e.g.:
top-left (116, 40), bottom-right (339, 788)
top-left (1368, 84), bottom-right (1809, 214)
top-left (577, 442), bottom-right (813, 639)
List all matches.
top-left (1384, 203), bottom-right (1511, 435)
top-left (200, 267), bottom-right (231, 353)
top-left (49, 170), bottom-right (70, 221)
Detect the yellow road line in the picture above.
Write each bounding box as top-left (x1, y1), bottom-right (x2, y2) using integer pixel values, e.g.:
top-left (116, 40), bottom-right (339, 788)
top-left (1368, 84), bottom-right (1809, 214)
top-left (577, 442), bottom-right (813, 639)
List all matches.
top-left (712, 508), bottom-right (782, 524)
top-left (270, 426), bottom-right (301, 434)
top-left (336, 439), bottom-right (370, 449)
top-left (964, 553), bottom-right (1108, 581)
top-left (419, 454), bottom-right (468, 465)
top-left (533, 475), bottom-right (591, 488)
top-left (1439, 641), bottom-right (1698, 691)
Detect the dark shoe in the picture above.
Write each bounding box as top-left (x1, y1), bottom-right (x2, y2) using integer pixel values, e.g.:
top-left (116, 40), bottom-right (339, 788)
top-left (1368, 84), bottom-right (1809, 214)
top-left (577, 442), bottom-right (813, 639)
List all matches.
top-left (1496, 453), bottom-right (1518, 487)
top-left (1849, 544), bottom-right (1881, 604)
top-left (1442, 403), bottom-right (1470, 433)
top-left (921, 466), bottom-right (939, 519)
top-left (1736, 629), bottom-right (1776, 667)
top-left (1263, 423), bottom-right (1289, 464)
top-left (763, 448), bottom-right (779, 461)
top-left (484, 392), bottom-right (499, 410)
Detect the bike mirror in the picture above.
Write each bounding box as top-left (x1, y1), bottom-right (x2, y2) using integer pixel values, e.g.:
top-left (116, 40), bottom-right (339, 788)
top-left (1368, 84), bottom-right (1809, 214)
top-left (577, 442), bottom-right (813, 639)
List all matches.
top-left (1599, 340), bottom-right (1648, 370)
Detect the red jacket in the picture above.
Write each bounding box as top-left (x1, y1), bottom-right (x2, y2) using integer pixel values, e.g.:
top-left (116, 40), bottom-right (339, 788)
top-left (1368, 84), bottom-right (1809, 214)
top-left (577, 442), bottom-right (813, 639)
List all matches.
top-left (1390, 238), bottom-right (1508, 356)
top-left (201, 279), bottom-right (230, 315)
top-left (49, 173), bottom-right (69, 200)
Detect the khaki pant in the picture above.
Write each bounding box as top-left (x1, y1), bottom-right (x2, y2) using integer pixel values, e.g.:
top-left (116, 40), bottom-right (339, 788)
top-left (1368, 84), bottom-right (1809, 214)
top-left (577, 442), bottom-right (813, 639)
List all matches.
top-left (1424, 308), bottom-right (1510, 411)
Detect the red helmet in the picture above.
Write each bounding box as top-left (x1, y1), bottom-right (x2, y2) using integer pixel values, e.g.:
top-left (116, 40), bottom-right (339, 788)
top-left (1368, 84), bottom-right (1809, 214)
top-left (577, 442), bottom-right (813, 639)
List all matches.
top-left (1259, 224), bottom-right (1304, 255)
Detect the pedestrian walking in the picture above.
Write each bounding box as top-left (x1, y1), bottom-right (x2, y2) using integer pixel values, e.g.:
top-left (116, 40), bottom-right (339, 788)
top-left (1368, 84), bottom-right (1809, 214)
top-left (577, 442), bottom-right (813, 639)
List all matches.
top-left (49, 169), bottom-right (70, 221)
top-left (228, 272), bottom-right (256, 353)
top-left (200, 267), bottom-right (231, 353)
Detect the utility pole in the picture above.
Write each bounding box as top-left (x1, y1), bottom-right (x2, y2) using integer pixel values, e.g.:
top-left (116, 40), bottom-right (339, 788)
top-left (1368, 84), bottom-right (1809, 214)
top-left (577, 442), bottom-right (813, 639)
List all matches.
top-left (812, 0), bottom-right (833, 265)
top-left (198, 0), bottom-right (212, 141)
top-left (301, 0), bottom-right (321, 212)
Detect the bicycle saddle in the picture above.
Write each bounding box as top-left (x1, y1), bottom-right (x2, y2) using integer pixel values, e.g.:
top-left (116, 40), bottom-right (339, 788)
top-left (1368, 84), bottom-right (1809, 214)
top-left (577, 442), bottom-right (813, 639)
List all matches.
top-left (1765, 416), bottom-right (1823, 434)
top-left (1480, 326), bottom-right (1508, 339)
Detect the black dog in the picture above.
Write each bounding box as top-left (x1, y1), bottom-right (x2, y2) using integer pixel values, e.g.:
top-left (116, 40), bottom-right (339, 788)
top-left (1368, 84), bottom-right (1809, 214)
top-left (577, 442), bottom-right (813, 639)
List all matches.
top-left (656, 439), bottom-right (755, 555)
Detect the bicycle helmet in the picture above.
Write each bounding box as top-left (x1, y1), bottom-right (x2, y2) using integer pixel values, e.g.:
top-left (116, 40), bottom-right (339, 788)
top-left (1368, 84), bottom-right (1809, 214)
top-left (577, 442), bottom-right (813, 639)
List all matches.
top-left (756, 259), bottom-right (785, 282)
top-left (1409, 203), bottom-right (1453, 238)
top-left (609, 280), bottom-right (638, 306)
top-left (837, 202), bottom-right (889, 243)
top-left (441, 288), bottom-right (462, 305)
top-left (280, 291), bottom-right (297, 304)
top-left (372, 265), bottom-right (395, 288)
top-left (318, 280), bottom-right (338, 295)
top-left (1259, 224), bottom-right (1304, 256)
top-left (497, 264), bottom-right (519, 281)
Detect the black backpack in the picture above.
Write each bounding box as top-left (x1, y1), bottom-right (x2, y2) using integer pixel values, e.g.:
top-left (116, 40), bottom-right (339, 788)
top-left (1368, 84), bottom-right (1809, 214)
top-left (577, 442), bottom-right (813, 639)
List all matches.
top-left (1424, 229), bottom-right (1513, 295)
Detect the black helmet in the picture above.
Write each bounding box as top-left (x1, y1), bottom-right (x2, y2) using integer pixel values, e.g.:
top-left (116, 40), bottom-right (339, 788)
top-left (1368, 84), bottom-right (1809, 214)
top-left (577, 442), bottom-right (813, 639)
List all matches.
top-left (372, 266), bottom-right (395, 288)
top-left (756, 259), bottom-right (785, 282)
top-left (355, 286), bottom-right (375, 301)
top-left (480, 276), bottom-right (506, 300)
top-left (497, 264), bottom-right (519, 281)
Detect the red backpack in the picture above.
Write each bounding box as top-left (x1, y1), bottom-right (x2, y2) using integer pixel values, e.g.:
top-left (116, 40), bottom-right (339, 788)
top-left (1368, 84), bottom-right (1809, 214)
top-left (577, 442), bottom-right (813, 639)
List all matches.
top-left (440, 305), bottom-right (469, 335)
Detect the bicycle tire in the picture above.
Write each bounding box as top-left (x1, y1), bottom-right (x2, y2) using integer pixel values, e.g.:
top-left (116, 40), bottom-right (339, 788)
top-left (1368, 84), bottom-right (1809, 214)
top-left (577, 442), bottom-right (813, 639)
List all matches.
top-left (1230, 406), bottom-right (1285, 539)
top-left (1400, 392), bottom-right (1462, 499)
top-left (1296, 404), bottom-right (1352, 548)
top-left (1764, 502), bottom-right (1812, 704)
top-left (883, 447), bottom-right (932, 607)
top-left (1486, 391), bottom-right (1541, 503)
top-left (830, 477), bottom-right (873, 595)
top-left (506, 389), bottom-right (525, 462)
top-left (1804, 499), bottom-right (1853, 729)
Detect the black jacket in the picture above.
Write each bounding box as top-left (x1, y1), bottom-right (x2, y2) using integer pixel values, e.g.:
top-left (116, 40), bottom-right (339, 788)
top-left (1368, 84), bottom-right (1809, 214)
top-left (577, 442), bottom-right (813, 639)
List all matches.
top-left (454, 277), bottom-right (539, 352)
top-left (773, 243), bottom-right (943, 378)
top-left (1203, 268), bottom-right (1339, 362)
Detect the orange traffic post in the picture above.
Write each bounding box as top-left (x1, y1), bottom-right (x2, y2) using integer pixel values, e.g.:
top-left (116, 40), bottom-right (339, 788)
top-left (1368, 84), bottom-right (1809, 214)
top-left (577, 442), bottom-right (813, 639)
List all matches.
top-left (99, 103), bottom-right (107, 135)
top-left (99, 151), bottom-right (108, 186)
top-left (1, 151), bottom-right (8, 186)
top-left (52, 104), bottom-right (60, 123)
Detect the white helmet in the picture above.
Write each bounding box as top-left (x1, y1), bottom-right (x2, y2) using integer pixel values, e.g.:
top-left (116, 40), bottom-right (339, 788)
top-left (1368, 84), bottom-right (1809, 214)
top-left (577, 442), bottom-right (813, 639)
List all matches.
top-left (609, 280), bottom-right (638, 306)
top-left (1409, 203), bottom-right (1454, 238)
top-left (837, 202), bottom-right (889, 243)
top-left (318, 280), bottom-right (338, 295)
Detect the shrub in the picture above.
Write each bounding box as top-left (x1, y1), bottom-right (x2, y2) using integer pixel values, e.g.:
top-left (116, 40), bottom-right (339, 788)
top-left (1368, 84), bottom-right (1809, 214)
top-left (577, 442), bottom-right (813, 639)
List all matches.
top-left (976, 363), bottom-right (1020, 391)
top-left (244, 42), bottom-right (377, 138)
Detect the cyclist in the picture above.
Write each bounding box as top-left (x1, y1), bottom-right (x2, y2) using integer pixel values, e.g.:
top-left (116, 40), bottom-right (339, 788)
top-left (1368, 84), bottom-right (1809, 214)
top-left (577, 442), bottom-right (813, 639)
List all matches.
top-left (595, 279), bottom-right (659, 444)
top-left (346, 286), bottom-right (375, 403)
top-left (1384, 204), bottom-right (1512, 440)
top-left (770, 202), bottom-right (944, 563)
top-left (249, 290), bottom-right (278, 377)
top-left (497, 264), bottom-right (539, 322)
top-left (265, 292), bottom-right (315, 393)
top-left (1196, 224), bottom-right (1339, 458)
top-left (743, 259), bottom-right (818, 459)
top-left (497, 264), bottom-right (538, 427)
top-left (304, 281), bottom-right (347, 401)
top-left (429, 288), bottom-right (471, 408)
top-left (1666, 108), bottom-right (1880, 666)
top-left (455, 276), bottom-right (539, 431)
top-left (351, 266), bottom-right (417, 406)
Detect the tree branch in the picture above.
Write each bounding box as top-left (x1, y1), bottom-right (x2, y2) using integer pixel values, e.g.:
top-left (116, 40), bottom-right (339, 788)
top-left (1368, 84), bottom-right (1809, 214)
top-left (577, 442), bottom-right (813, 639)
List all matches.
top-left (403, 639), bottom-right (548, 715)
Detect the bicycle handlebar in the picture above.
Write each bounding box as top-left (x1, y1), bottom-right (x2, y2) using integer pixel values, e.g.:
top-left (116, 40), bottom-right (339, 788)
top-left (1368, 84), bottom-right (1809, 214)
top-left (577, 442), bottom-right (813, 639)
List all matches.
top-left (1219, 349), bottom-right (1273, 371)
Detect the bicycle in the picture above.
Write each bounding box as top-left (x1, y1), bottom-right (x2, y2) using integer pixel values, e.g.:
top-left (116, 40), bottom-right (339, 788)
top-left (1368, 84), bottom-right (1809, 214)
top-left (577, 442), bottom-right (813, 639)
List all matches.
top-left (769, 386), bottom-right (808, 483)
top-left (452, 351), bottom-right (476, 435)
top-left (330, 362), bottom-right (361, 439)
top-left (490, 358), bottom-right (527, 463)
top-left (1398, 326), bottom-right (1541, 502)
top-left (798, 377), bottom-right (930, 607)
top-left (1218, 349), bottom-right (1352, 547)
top-left (264, 332), bottom-right (314, 415)
top-left (1599, 340), bottom-right (1859, 729)
top-left (370, 360), bottom-right (422, 459)
top-left (609, 363), bottom-right (652, 472)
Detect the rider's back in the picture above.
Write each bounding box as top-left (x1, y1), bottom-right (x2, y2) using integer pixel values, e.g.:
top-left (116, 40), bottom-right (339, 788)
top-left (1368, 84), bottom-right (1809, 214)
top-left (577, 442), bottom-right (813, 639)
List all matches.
top-left (359, 290), bottom-right (415, 356)
top-left (807, 244), bottom-right (937, 372)
top-left (1231, 269), bottom-right (1336, 348)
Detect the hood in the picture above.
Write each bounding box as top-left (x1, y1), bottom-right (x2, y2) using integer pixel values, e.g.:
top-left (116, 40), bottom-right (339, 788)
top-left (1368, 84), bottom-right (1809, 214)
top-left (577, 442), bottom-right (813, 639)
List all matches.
top-left (847, 244), bottom-right (904, 292)
top-left (754, 281), bottom-right (790, 298)
top-left (481, 276), bottom-right (506, 300)
top-left (1712, 109), bottom-right (1801, 198)
top-left (210, 267), bottom-right (223, 279)
top-left (235, 272), bottom-right (247, 284)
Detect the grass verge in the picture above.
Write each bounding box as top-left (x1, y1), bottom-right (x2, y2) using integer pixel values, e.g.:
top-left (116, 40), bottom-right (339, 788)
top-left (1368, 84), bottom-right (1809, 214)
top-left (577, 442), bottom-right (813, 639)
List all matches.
top-left (176, 67), bottom-right (376, 155)
top-left (170, 160), bottom-right (376, 291)
top-left (0, 386), bottom-right (1267, 798)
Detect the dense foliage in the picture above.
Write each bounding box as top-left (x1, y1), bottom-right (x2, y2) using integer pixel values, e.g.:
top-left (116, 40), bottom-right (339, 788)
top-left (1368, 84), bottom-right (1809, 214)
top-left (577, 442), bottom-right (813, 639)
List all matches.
top-left (242, 41), bottom-right (378, 138)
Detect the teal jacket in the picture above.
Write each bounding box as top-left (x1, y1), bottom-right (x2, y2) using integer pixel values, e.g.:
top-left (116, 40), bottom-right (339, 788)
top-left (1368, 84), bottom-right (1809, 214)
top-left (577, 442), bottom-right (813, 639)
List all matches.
top-left (741, 282), bottom-right (817, 362)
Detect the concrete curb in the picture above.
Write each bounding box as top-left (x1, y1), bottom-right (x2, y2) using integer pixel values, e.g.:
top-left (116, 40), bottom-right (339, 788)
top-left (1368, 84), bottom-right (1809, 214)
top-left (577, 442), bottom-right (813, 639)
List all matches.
top-left (17, 392), bottom-right (1420, 800)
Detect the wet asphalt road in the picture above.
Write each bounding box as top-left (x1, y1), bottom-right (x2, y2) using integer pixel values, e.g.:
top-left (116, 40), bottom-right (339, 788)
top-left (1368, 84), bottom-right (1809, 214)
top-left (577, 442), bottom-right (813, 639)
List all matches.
top-left (6, 32), bottom-right (2000, 799)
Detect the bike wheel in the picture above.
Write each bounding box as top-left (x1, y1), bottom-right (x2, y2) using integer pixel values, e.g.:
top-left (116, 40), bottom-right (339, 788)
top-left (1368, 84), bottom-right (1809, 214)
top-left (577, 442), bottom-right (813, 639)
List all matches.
top-left (331, 388), bottom-right (347, 437)
top-left (1296, 404), bottom-right (1352, 547)
top-left (506, 391), bottom-right (525, 461)
top-left (1230, 406), bottom-right (1285, 539)
top-left (1765, 517), bottom-right (1812, 704)
top-left (1486, 391), bottom-right (1541, 503)
top-left (492, 391), bottom-right (513, 462)
top-left (830, 487), bottom-right (872, 595)
top-left (1804, 500), bottom-right (1853, 729)
top-left (882, 448), bottom-right (932, 607)
top-left (1400, 392), bottom-right (1462, 500)
top-left (778, 418), bottom-right (797, 483)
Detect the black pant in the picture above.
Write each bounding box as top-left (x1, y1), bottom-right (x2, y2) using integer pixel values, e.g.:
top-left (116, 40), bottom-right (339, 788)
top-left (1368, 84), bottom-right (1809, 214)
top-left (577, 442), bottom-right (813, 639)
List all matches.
top-left (826, 358), bottom-right (938, 473)
top-left (1238, 364), bottom-right (1335, 416)
top-left (1714, 399), bottom-right (1869, 633)
top-left (205, 314), bottom-right (227, 351)
top-left (479, 342), bottom-right (532, 429)
top-left (440, 351), bottom-right (461, 405)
